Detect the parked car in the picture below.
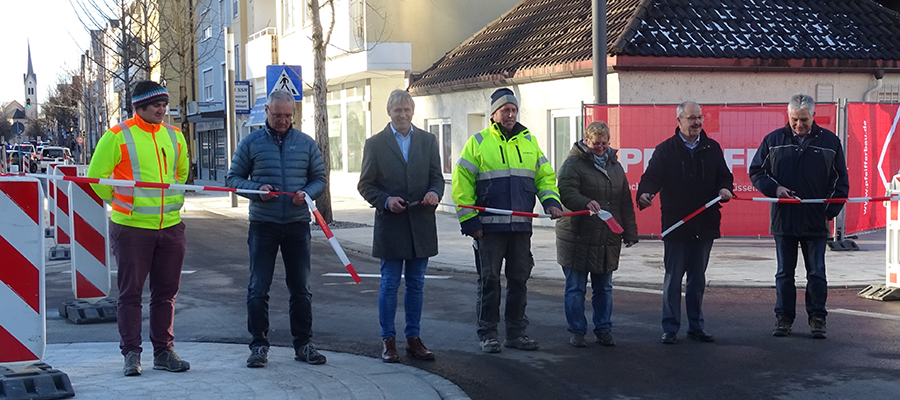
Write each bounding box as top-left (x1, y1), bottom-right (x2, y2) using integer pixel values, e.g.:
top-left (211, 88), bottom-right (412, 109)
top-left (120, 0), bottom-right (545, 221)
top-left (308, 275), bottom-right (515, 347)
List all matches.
top-left (5, 150), bottom-right (33, 173)
top-left (40, 146), bottom-right (74, 172)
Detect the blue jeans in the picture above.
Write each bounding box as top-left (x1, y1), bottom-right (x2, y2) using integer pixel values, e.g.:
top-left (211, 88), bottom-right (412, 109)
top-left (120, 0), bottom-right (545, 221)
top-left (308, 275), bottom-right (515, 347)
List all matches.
top-left (247, 221), bottom-right (312, 350)
top-left (378, 258), bottom-right (428, 338)
top-left (562, 267), bottom-right (612, 335)
top-left (774, 236), bottom-right (828, 322)
top-left (662, 239), bottom-right (713, 334)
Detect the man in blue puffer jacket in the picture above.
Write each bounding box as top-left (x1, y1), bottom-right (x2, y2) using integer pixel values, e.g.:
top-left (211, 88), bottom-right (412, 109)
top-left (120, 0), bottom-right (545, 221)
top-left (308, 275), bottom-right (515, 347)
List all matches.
top-left (226, 89), bottom-right (328, 368)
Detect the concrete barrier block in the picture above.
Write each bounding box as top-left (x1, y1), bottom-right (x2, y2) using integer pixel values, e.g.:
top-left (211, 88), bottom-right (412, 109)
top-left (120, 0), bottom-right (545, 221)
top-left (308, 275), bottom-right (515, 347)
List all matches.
top-left (0, 362), bottom-right (74, 400)
top-left (858, 284), bottom-right (900, 301)
top-left (48, 246), bottom-right (70, 261)
top-left (58, 299), bottom-right (117, 324)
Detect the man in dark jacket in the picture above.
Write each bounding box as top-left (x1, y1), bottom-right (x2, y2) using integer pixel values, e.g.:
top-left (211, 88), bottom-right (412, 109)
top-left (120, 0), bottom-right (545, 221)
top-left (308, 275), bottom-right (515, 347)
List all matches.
top-left (226, 89), bottom-right (328, 367)
top-left (749, 93), bottom-right (849, 339)
top-left (636, 101), bottom-right (734, 345)
top-left (358, 89), bottom-right (444, 363)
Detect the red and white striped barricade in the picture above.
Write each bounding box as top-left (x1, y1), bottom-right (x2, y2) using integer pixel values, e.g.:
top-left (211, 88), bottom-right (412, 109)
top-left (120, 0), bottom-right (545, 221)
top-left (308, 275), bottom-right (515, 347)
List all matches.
top-left (50, 165), bottom-right (79, 260)
top-left (886, 175), bottom-right (900, 289)
top-left (44, 162), bottom-right (60, 238)
top-left (0, 176), bottom-right (46, 369)
top-left (67, 175), bottom-right (110, 300)
top-left (854, 174), bottom-right (900, 301)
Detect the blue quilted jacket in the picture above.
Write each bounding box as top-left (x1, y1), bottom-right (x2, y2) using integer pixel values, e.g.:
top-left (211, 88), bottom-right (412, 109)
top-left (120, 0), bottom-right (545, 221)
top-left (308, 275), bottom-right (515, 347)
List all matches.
top-left (226, 123), bottom-right (327, 223)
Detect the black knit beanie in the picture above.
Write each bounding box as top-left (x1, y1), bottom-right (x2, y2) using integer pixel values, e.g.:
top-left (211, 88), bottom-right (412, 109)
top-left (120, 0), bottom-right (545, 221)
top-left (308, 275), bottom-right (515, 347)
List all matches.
top-left (132, 81), bottom-right (169, 109)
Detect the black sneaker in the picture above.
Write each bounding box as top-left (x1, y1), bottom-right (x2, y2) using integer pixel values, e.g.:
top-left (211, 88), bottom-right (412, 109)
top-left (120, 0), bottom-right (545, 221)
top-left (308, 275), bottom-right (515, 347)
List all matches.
top-left (153, 349), bottom-right (190, 372)
top-left (661, 332), bottom-right (677, 344)
top-left (295, 342), bottom-right (327, 365)
top-left (809, 317), bottom-right (827, 339)
top-left (596, 331), bottom-right (616, 346)
top-left (123, 351), bottom-right (141, 376)
top-left (247, 346), bottom-right (269, 368)
top-left (504, 336), bottom-right (540, 351)
top-left (569, 333), bottom-right (587, 348)
top-left (773, 317), bottom-right (793, 337)
top-left (687, 330), bottom-right (715, 343)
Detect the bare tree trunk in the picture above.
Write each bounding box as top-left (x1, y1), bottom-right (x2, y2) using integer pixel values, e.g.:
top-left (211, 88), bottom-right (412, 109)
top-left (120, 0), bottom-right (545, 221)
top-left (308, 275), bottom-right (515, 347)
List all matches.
top-left (310, 0), bottom-right (334, 223)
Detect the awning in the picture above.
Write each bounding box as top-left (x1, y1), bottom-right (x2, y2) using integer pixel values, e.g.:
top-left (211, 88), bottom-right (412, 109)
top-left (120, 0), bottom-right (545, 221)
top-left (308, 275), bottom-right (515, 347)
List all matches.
top-left (245, 96), bottom-right (267, 126)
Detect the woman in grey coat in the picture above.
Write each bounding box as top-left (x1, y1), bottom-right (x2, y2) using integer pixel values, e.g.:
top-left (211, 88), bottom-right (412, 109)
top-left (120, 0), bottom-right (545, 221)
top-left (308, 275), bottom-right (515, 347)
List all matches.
top-left (556, 121), bottom-right (639, 347)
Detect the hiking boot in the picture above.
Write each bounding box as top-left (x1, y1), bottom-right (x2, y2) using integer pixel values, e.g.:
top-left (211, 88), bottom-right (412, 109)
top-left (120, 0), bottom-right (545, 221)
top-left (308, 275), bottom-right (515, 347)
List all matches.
top-left (773, 317), bottom-right (793, 337)
top-left (381, 337), bottom-right (400, 363)
top-left (596, 331), bottom-right (616, 347)
top-left (809, 317), bottom-right (827, 339)
top-left (153, 349), bottom-right (190, 372)
top-left (123, 351), bottom-right (141, 376)
top-left (569, 333), bottom-right (587, 348)
top-left (480, 338), bottom-right (502, 353)
top-left (247, 346), bottom-right (269, 368)
top-left (504, 336), bottom-right (539, 351)
top-left (295, 342), bottom-right (327, 365)
top-left (406, 336), bottom-right (436, 361)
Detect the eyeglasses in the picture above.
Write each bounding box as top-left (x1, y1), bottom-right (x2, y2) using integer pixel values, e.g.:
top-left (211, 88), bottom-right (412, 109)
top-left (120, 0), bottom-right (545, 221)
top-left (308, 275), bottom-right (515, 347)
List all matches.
top-left (681, 115), bottom-right (704, 122)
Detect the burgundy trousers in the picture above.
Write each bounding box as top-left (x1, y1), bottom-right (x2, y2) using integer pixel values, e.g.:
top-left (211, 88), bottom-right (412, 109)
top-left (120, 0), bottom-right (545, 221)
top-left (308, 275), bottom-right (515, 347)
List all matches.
top-left (110, 221), bottom-right (186, 356)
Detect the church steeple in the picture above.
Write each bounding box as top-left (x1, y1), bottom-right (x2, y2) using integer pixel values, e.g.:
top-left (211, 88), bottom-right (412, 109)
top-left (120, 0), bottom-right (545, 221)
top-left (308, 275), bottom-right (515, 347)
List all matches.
top-left (24, 40), bottom-right (37, 119)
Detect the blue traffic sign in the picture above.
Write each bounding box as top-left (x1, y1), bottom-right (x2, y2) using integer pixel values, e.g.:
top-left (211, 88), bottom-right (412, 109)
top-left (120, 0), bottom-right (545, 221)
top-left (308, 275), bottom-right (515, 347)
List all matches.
top-left (266, 65), bottom-right (302, 101)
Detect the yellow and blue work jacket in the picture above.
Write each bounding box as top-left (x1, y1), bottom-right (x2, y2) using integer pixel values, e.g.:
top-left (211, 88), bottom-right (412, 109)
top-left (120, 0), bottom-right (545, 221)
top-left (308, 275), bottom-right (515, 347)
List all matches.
top-left (88, 113), bottom-right (189, 230)
top-left (452, 121), bottom-right (561, 234)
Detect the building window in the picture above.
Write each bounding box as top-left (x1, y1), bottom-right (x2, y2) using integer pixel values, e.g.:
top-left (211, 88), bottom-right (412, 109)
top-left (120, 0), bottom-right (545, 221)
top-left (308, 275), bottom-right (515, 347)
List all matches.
top-left (427, 119), bottom-right (452, 174)
top-left (325, 84), bottom-right (367, 173)
top-left (232, 0), bottom-right (237, 18)
top-left (549, 109), bottom-right (582, 173)
top-left (202, 26), bottom-right (212, 41)
top-left (203, 68), bottom-right (214, 100)
top-left (234, 45), bottom-right (241, 79)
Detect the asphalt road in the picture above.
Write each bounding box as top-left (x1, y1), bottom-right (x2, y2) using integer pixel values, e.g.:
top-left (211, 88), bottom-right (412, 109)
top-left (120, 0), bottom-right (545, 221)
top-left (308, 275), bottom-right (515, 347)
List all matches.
top-left (45, 211), bottom-right (900, 400)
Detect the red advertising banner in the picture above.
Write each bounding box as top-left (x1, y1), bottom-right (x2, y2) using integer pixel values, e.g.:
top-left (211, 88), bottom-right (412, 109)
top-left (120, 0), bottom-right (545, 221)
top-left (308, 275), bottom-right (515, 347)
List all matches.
top-left (845, 103), bottom-right (900, 234)
top-left (584, 104), bottom-right (837, 237)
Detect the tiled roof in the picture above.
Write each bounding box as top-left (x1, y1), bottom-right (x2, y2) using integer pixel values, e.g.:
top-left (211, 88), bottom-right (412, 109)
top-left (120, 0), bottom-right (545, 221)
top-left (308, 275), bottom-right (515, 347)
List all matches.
top-left (410, 0), bottom-right (900, 94)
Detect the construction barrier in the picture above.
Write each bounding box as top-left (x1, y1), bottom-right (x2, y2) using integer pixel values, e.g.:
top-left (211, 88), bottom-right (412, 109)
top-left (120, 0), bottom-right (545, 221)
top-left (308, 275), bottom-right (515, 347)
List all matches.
top-left (44, 162), bottom-right (60, 238)
top-left (53, 166), bottom-right (79, 247)
top-left (887, 175), bottom-right (900, 288)
top-left (67, 174), bottom-right (110, 300)
top-left (0, 177), bottom-right (46, 368)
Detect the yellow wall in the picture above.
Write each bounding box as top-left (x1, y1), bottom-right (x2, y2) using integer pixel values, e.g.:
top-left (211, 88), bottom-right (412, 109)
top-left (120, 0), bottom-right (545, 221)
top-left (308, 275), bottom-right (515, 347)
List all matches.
top-left (364, 0), bottom-right (520, 73)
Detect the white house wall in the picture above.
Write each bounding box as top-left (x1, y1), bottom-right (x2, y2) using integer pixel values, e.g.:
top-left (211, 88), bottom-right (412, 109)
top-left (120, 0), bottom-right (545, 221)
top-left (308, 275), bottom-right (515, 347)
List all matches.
top-left (614, 71), bottom-right (897, 104)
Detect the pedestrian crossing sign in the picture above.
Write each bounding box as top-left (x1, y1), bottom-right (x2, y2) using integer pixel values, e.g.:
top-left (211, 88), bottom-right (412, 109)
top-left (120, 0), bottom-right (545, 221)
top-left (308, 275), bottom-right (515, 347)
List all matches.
top-left (266, 65), bottom-right (302, 100)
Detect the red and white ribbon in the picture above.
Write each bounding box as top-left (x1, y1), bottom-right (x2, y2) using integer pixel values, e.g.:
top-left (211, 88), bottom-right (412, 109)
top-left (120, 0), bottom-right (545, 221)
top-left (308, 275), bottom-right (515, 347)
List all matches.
top-left (660, 195), bottom-right (722, 238)
top-left (734, 195), bottom-right (900, 204)
top-left (304, 194), bottom-right (361, 284)
top-left (440, 202), bottom-right (624, 234)
top-left (23, 173), bottom-right (362, 283)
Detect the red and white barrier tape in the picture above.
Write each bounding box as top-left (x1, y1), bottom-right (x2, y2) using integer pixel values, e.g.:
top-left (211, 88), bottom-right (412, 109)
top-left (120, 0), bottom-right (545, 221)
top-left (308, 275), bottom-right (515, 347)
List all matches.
top-left (23, 173), bottom-right (362, 283)
top-left (660, 195), bottom-right (722, 238)
top-left (439, 202), bottom-right (624, 234)
top-left (304, 195), bottom-right (361, 284)
top-left (734, 195), bottom-right (900, 204)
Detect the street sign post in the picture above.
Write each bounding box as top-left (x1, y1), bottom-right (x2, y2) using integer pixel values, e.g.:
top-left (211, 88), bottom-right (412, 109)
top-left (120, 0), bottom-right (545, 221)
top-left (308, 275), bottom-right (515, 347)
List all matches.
top-left (235, 81), bottom-right (251, 114)
top-left (265, 65), bottom-right (302, 101)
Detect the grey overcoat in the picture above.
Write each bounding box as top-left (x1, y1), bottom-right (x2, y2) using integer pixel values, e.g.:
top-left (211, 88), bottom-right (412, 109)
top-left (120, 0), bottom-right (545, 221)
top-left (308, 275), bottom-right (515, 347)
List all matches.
top-left (357, 124), bottom-right (444, 259)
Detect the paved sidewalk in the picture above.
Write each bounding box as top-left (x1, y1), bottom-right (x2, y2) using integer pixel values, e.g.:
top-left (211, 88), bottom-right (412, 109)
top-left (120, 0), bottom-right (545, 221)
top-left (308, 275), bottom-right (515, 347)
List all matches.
top-left (183, 190), bottom-right (890, 289)
top-left (41, 342), bottom-right (467, 400)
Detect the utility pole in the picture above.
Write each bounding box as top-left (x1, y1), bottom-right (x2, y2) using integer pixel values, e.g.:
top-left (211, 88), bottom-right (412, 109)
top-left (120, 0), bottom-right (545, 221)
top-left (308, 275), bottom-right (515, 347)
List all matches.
top-left (593, 0), bottom-right (607, 105)
top-left (225, 27), bottom-right (238, 207)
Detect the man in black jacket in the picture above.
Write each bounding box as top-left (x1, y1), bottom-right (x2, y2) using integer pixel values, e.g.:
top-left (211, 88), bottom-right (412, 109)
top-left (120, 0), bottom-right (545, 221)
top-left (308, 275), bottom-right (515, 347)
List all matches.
top-left (636, 101), bottom-right (734, 345)
top-left (749, 93), bottom-right (849, 339)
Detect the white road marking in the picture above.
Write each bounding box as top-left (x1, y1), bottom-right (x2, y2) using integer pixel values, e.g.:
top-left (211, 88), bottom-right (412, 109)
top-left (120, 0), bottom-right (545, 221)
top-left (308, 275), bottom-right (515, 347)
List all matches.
top-left (615, 286), bottom-right (664, 295)
top-left (321, 273), bottom-right (450, 279)
top-left (830, 308), bottom-right (900, 322)
top-left (60, 270), bottom-right (196, 275)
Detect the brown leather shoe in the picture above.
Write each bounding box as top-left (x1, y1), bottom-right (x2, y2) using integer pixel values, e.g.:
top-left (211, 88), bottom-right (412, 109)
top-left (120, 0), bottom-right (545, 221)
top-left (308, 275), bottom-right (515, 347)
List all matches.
top-left (406, 336), bottom-right (436, 360)
top-left (381, 337), bottom-right (400, 363)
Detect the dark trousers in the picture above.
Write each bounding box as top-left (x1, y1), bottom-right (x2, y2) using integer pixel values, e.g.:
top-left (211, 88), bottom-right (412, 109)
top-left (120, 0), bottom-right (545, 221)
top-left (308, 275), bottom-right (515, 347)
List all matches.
top-left (111, 222), bottom-right (186, 356)
top-left (661, 239), bottom-right (713, 335)
top-left (247, 221), bottom-right (312, 350)
top-left (774, 236), bottom-right (828, 322)
top-left (474, 232), bottom-right (534, 341)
